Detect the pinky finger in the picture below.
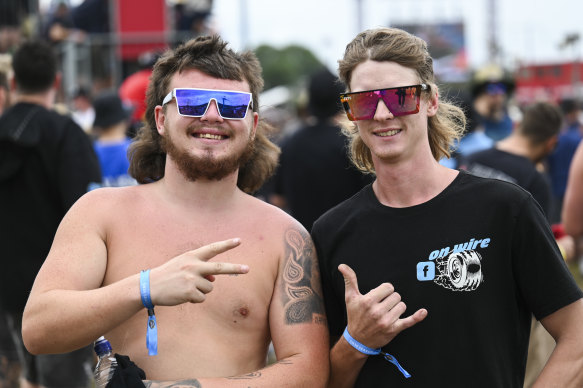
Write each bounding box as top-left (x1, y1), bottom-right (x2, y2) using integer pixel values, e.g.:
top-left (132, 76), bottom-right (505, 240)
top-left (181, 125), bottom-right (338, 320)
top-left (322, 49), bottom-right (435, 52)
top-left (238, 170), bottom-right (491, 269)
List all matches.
top-left (396, 308), bottom-right (428, 332)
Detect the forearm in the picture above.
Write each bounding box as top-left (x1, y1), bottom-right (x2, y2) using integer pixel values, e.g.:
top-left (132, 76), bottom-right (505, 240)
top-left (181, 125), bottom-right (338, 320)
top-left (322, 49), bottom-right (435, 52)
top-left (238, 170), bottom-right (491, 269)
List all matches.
top-left (22, 273), bottom-right (143, 354)
top-left (328, 336), bottom-right (368, 388)
top-left (145, 354), bottom-right (328, 388)
top-left (532, 341), bottom-right (583, 387)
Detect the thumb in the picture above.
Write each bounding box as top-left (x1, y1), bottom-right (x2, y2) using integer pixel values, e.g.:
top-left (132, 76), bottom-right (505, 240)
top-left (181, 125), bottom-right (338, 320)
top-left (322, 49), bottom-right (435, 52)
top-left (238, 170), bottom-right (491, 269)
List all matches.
top-left (338, 264), bottom-right (361, 300)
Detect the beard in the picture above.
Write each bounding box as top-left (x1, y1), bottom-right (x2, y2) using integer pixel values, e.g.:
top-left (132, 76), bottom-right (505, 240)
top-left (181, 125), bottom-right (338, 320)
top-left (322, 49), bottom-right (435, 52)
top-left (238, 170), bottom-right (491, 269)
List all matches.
top-left (161, 127), bottom-right (255, 183)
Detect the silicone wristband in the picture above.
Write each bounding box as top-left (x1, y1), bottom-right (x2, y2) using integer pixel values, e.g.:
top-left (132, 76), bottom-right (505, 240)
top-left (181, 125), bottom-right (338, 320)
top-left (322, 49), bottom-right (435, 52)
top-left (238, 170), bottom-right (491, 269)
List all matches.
top-left (140, 270), bottom-right (154, 309)
top-left (140, 270), bottom-right (157, 355)
top-left (342, 327), bottom-right (381, 355)
top-left (342, 326), bottom-right (411, 378)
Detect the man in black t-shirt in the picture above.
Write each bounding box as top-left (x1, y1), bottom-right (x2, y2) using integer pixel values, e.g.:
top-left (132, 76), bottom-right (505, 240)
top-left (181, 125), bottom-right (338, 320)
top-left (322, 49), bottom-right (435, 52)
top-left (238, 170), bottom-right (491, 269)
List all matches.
top-left (312, 27), bottom-right (583, 388)
top-left (459, 101), bottom-right (561, 217)
top-left (271, 67), bottom-right (372, 231)
top-left (0, 40), bottom-right (101, 388)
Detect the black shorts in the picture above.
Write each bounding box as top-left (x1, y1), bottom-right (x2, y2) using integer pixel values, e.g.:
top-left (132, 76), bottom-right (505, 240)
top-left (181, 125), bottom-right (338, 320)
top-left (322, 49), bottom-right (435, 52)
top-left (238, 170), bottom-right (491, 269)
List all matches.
top-left (6, 312), bottom-right (95, 388)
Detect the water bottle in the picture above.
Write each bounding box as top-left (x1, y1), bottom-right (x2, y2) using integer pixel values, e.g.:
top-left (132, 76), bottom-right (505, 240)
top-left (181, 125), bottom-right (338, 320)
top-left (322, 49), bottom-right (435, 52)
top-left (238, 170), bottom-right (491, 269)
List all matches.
top-left (94, 336), bottom-right (118, 388)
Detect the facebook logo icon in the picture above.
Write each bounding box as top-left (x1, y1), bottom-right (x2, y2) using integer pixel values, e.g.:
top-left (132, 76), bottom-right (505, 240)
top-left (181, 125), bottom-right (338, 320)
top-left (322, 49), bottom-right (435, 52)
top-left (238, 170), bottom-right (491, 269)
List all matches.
top-left (416, 261), bottom-right (435, 281)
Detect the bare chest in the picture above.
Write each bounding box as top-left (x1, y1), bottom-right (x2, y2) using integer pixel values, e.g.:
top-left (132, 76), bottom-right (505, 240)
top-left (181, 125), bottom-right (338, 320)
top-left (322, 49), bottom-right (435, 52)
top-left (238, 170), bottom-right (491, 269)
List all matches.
top-left (102, 205), bottom-right (281, 347)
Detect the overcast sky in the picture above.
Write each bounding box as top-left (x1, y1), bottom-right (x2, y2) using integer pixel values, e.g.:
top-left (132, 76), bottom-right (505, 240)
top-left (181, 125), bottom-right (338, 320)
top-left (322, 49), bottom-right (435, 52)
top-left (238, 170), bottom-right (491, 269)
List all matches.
top-left (211, 0), bottom-right (583, 72)
top-left (42, 0), bottom-right (583, 73)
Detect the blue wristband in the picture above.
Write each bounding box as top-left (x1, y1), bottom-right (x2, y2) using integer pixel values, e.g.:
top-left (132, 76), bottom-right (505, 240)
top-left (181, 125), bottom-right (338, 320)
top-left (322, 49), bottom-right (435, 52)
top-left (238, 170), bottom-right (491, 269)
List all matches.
top-left (140, 270), bottom-right (154, 309)
top-left (140, 270), bottom-right (157, 356)
top-left (342, 327), bottom-right (381, 355)
top-left (342, 327), bottom-right (411, 378)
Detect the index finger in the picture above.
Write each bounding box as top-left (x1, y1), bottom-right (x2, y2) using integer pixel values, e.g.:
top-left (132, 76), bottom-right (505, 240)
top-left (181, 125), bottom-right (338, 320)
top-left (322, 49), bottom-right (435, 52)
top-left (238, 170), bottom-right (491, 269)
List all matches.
top-left (191, 238), bottom-right (241, 262)
top-left (200, 261), bottom-right (250, 276)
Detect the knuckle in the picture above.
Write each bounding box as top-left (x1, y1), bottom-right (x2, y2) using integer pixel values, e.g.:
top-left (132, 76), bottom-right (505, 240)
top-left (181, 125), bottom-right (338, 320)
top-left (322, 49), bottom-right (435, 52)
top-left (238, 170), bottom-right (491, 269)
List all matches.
top-left (369, 309), bottom-right (383, 321)
top-left (361, 296), bottom-right (374, 309)
top-left (214, 262), bottom-right (223, 272)
top-left (378, 320), bottom-right (392, 331)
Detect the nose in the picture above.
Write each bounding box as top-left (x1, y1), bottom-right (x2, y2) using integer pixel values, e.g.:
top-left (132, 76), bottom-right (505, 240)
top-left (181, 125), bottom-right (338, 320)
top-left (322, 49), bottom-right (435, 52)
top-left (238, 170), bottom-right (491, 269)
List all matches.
top-left (373, 99), bottom-right (394, 120)
top-left (200, 99), bottom-right (224, 122)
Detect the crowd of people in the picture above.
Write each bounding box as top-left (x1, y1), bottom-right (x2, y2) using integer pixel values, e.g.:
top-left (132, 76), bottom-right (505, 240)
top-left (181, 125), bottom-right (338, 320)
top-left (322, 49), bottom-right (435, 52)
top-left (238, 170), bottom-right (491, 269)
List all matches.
top-left (0, 8), bottom-right (582, 388)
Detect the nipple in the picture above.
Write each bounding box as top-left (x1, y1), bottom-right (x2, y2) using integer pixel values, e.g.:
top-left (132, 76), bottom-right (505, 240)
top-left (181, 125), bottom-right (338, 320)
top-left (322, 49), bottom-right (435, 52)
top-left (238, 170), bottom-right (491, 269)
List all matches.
top-left (232, 303), bottom-right (250, 323)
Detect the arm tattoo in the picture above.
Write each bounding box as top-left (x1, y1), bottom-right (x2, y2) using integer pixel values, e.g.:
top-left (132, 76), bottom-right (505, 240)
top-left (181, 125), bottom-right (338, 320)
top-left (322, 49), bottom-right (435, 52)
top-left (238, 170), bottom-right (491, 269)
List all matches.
top-left (226, 372), bottom-right (262, 380)
top-left (143, 361), bottom-right (293, 386)
top-left (226, 359), bottom-right (292, 379)
top-left (143, 380), bottom-right (201, 388)
top-left (281, 228), bottom-right (327, 325)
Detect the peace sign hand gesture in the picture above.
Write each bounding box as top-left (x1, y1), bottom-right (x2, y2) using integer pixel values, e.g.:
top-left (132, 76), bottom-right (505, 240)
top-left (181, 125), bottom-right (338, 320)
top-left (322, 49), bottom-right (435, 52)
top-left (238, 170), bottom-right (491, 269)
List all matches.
top-left (149, 238), bottom-right (249, 306)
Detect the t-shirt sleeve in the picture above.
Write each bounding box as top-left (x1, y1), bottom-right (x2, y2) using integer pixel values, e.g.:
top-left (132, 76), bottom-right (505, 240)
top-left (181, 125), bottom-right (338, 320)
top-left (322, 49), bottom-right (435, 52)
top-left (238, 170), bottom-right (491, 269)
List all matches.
top-left (511, 195), bottom-right (583, 320)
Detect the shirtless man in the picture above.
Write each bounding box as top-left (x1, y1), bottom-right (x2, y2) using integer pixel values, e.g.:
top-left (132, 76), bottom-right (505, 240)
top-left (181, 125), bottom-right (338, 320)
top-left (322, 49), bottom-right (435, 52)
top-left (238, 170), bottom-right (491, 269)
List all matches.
top-left (22, 35), bottom-right (329, 387)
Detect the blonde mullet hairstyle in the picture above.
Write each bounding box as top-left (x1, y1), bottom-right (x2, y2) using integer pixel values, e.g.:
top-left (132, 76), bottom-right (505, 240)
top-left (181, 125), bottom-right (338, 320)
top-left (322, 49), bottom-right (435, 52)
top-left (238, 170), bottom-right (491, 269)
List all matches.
top-left (338, 27), bottom-right (465, 174)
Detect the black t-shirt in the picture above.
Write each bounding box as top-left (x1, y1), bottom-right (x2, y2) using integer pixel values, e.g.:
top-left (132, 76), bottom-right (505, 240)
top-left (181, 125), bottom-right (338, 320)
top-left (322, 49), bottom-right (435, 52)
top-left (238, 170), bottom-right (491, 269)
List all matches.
top-left (0, 103), bottom-right (102, 312)
top-left (312, 171), bottom-right (582, 387)
top-left (459, 148), bottom-right (552, 218)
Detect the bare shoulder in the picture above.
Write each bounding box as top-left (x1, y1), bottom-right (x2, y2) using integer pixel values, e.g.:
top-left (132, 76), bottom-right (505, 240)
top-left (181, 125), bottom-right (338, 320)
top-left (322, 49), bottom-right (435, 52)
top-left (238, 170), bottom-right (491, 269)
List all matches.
top-left (242, 194), bottom-right (307, 234)
top-left (70, 184), bottom-right (152, 216)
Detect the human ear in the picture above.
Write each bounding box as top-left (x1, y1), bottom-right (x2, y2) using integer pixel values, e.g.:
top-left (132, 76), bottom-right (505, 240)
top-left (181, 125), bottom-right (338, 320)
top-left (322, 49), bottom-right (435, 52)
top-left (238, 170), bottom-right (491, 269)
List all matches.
top-left (154, 105), bottom-right (166, 135)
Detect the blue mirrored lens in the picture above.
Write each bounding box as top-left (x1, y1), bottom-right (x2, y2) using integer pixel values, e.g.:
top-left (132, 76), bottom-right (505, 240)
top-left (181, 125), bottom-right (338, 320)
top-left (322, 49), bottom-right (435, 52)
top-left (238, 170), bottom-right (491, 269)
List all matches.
top-left (175, 89), bottom-right (251, 118)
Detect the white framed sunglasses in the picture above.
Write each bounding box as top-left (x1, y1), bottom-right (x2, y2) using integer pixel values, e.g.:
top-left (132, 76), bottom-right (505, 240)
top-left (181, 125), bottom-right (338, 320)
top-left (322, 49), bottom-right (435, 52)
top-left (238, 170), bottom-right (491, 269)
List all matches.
top-left (162, 88), bottom-right (254, 120)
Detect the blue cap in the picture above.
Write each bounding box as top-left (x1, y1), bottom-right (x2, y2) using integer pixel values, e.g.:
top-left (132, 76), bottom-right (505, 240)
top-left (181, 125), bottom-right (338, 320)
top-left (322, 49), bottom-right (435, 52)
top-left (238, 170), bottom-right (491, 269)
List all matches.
top-left (94, 336), bottom-right (112, 356)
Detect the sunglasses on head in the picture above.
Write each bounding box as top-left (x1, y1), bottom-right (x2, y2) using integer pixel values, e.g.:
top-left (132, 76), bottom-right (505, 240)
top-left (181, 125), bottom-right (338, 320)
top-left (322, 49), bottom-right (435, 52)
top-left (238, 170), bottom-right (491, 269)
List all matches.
top-left (340, 84), bottom-right (429, 121)
top-left (162, 88), bottom-right (253, 120)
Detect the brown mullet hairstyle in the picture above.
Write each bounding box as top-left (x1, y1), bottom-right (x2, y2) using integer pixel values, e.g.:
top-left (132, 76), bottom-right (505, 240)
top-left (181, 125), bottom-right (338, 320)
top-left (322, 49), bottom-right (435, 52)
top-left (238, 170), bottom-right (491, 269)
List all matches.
top-left (128, 35), bottom-right (280, 193)
top-left (337, 27), bottom-right (466, 174)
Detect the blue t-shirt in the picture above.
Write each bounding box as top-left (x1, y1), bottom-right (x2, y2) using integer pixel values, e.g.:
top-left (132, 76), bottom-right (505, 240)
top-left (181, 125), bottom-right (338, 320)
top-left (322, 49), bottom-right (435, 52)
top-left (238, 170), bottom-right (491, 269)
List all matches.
top-left (547, 124), bottom-right (582, 197)
top-left (93, 138), bottom-right (137, 187)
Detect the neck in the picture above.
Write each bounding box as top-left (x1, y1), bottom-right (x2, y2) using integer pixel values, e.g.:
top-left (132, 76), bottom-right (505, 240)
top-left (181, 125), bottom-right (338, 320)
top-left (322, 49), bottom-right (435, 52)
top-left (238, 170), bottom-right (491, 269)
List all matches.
top-left (16, 90), bottom-right (55, 109)
top-left (157, 158), bottom-right (242, 212)
top-left (372, 153), bottom-right (457, 208)
top-left (496, 134), bottom-right (537, 162)
top-left (97, 123), bottom-right (128, 142)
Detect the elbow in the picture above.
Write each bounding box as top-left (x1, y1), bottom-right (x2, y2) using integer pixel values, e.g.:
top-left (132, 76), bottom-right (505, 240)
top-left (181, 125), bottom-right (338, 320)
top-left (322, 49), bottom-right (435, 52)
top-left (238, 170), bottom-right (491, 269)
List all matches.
top-left (21, 312), bottom-right (51, 355)
top-left (22, 319), bottom-right (43, 355)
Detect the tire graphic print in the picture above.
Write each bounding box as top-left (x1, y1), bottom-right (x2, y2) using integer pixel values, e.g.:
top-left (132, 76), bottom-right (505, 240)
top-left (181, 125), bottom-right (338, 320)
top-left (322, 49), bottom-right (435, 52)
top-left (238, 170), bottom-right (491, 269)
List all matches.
top-left (445, 250), bottom-right (483, 290)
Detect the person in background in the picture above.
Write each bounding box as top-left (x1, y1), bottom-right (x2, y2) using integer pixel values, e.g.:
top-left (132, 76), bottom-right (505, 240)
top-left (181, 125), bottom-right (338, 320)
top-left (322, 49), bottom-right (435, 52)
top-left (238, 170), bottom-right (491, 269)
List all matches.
top-left (119, 51), bottom-right (160, 137)
top-left (563, 141), bottom-right (583, 282)
top-left (459, 101), bottom-right (561, 219)
top-left (0, 40), bottom-right (101, 388)
top-left (91, 91), bottom-right (136, 187)
top-left (439, 94), bottom-right (493, 169)
top-left (471, 65), bottom-right (515, 142)
top-left (271, 67), bottom-right (372, 231)
top-left (312, 27), bottom-right (583, 388)
top-left (70, 86), bottom-right (95, 134)
top-left (0, 51), bottom-right (20, 388)
top-left (564, 141), bottom-right (583, 239)
top-left (547, 98), bottom-right (583, 223)
top-left (22, 35), bottom-right (329, 387)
